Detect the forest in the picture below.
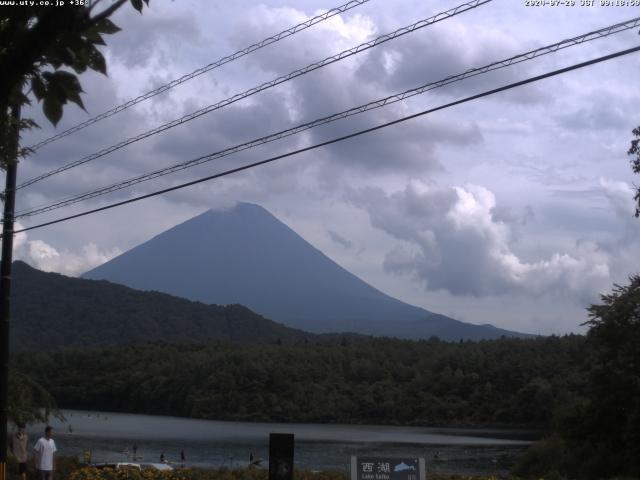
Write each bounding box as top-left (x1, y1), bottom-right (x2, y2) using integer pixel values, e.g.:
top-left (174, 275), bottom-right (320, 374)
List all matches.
top-left (13, 335), bottom-right (586, 427)
top-left (10, 261), bottom-right (345, 350)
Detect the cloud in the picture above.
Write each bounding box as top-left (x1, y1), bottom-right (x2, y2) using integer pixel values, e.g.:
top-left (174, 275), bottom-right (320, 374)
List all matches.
top-left (592, 179), bottom-right (640, 282)
top-left (491, 204), bottom-right (535, 226)
top-left (14, 223), bottom-right (121, 277)
top-left (225, 4), bottom-right (485, 175)
top-left (600, 177), bottom-right (637, 221)
top-left (556, 89), bottom-right (634, 133)
top-left (107, 6), bottom-right (202, 70)
top-left (356, 20), bottom-right (551, 106)
top-left (349, 180), bottom-right (611, 300)
top-left (229, 5), bottom-right (376, 76)
top-left (327, 229), bottom-right (353, 249)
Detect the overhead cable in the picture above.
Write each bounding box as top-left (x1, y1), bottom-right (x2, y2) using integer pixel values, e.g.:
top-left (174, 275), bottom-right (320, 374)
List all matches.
top-left (25, 0), bottom-right (373, 152)
top-left (16, 0), bottom-right (492, 190)
top-left (15, 15), bottom-right (640, 219)
top-left (12, 44), bottom-right (640, 235)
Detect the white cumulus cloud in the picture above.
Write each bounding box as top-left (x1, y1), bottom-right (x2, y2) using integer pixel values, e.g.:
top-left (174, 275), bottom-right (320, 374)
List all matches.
top-left (14, 223), bottom-right (121, 277)
top-left (350, 180), bottom-right (612, 300)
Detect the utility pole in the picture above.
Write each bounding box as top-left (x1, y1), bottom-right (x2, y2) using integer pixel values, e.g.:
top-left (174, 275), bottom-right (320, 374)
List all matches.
top-left (0, 104), bottom-right (21, 480)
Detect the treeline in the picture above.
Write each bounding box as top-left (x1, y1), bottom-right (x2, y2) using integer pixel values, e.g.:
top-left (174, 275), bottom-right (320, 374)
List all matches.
top-left (13, 335), bottom-right (589, 428)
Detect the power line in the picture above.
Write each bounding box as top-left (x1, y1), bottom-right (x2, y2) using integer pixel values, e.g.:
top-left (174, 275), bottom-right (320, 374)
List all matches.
top-left (13, 44), bottom-right (640, 235)
top-left (16, 0), bottom-right (492, 191)
top-left (25, 0), bottom-right (372, 152)
top-left (15, 16), bottom-right (640, 219)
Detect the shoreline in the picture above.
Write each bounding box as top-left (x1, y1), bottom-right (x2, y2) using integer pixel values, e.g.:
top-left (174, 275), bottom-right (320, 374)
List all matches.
top-left (36, 407), bottom-right (545, 439)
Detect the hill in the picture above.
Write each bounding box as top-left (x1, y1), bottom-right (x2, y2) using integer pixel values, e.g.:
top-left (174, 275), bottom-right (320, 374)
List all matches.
top-left (10, 261), bottom-right (328, 350)
top-left (83, 203), bottom-right (528, 340)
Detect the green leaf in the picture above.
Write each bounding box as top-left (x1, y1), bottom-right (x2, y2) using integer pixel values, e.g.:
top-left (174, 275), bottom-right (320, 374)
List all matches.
top-left (31, 76), bottom-right (46, 100)
top-left (52, 70), bottom-right (83, 93)
top-left (48, 41), bottom-right (76, 66)
top-left (45, 76), bottom-right (68, 104)
top-left (87, 49), bottom-right (107, 75)
top-left (43, 97), bottom-right (63, 126)
top-left (131, 0), bottom-right (143, 13)
top-left (84, 26), bottom-right (106, 46)
top-left (70, 47), bottom-right (89, 74)
top-left (95, 18), bottom-right (121, 35)
top-left (52, 71), bottom-right (85, 110)
top-left (65, 87), bottom-right (85, 111)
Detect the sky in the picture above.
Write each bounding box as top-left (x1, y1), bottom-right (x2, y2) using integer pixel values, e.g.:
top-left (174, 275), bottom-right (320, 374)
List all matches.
top-left (9, 0), bottom-right (640, 335)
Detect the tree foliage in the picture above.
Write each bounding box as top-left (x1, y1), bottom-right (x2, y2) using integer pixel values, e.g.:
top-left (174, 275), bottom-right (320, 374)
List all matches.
top-left (517, 276), bottom-right (640, 479)
top-left (0, 0), bottom-right (150, 166)
top-left (7, 371), bottom-right (60, 426)
top-left (12, 335), bottom-right (589, 428)
top-left (628, 127), bottom-right (640, 217)
top-left (10, 261), bottom-right (341, 350)
top-left (577, 276), bottom-right (640, 477)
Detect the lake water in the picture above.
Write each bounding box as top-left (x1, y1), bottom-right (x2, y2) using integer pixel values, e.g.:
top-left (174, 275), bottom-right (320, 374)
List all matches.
top-left (29, 410), bottom-right (533, 476)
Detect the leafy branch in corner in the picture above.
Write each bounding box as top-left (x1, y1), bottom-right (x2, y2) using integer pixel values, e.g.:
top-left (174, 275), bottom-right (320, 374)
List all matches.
top-left (0, 0), bottom-right (150, 168)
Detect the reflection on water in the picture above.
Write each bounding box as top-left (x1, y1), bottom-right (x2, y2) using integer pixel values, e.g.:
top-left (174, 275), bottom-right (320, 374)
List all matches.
top-left (29, 410), bottom-right (532, 476)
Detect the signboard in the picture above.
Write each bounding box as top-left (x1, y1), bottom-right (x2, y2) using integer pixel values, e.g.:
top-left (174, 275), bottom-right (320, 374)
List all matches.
top-left (351, 457), bottom-right (425, 480)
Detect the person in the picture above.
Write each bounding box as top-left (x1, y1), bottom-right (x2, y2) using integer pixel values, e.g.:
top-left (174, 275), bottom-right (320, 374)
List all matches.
top-left (10, 422), bottom-right (28, 480)
top-left (180, 450), bottom-right (185, 464)
top-left (160, 452), bottom-right (165, 463)
top-left (33, 426), bottom-right (57, 480)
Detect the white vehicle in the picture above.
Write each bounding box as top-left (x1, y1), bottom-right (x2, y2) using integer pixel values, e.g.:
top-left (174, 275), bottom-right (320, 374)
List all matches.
top-left (93, 463), bottom-right (140, 471)
top-left (142, 463), bottom-right (174, 471)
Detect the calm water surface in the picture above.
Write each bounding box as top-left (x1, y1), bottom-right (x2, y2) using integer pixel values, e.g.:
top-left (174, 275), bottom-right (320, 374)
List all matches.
top-left (29, 410), bottom-right (533, 476)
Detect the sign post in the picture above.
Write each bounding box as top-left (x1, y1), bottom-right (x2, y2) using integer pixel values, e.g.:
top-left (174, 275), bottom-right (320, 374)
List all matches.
top-left (351, 456), bottom-right (426, 480)
top-left (269, 433), bottom-right (294, 480)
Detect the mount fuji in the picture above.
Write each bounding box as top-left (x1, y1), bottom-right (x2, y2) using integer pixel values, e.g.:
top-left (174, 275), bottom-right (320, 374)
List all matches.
top-left (83, 203), bottom-right (527, 341)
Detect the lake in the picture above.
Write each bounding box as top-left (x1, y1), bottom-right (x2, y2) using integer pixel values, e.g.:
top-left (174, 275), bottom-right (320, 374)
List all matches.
top-left (28, 410), bottom-right (533, 476)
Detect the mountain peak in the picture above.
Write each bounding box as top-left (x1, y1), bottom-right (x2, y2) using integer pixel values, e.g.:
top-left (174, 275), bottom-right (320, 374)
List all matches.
top-left (83, 204), bottom-right (528, 340)
top-left (205, 202), bottom-right (266, 216)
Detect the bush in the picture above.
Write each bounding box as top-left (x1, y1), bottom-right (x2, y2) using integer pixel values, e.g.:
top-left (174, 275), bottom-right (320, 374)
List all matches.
top-left (68, 467), bottom-right (350, 480)
top-left (512, 435), bottom-right (568, 478)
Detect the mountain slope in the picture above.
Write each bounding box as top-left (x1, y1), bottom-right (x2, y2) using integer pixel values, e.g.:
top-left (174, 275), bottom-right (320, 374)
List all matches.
top-left (10, 261), bottom-right (325, 351)
top-left (83, 203), bottom-right (527, 340)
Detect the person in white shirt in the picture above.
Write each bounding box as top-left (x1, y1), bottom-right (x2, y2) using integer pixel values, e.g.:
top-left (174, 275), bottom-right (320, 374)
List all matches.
top-left (33, 426), bottom-right (57, 480)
